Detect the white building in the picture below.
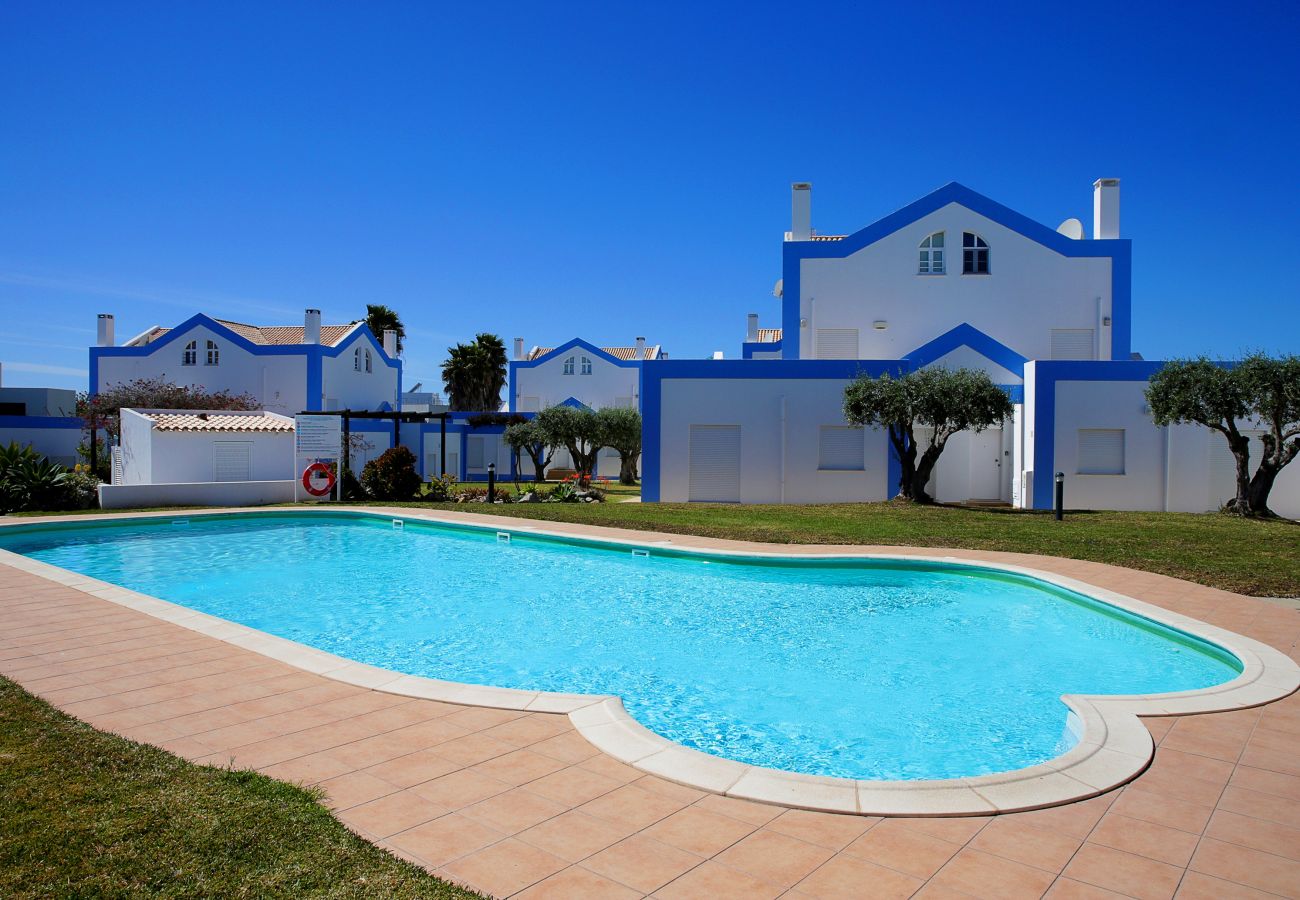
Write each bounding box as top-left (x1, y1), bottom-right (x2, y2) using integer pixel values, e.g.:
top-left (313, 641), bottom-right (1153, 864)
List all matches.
top-left (99, 409), bottom-right (297, 508)
top-left (0, 371), bottom-right (81, 466)
top-left (642, 180), bottom-right (1299, 517)
top-left (90, 310), bottom-right (402, 416)
top-left (508, 337), bottom-right (664, 414)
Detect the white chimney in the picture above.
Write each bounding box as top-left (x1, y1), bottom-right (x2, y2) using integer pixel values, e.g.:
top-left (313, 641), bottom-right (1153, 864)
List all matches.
top-left (304, 308), bottom-right (321, 344)
top-left (635, 336), bottom-right (646, 359)
top-left (1093, 179), bottom-right (1120, 240)
top-left (96, 313), bottom-right (114, 347)
top-left (746, 313), bottom-right (759, 342)
top-left (513, 337), bottom-right (524, 361)
top-left (712, 351), bottom-right (724, 360)
top-left (383, 329), bottom-right (398, 357)
top-left (790, 182), bottom-right (812, 241)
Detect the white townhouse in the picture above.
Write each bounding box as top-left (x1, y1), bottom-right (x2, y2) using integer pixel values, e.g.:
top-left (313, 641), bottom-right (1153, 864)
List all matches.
top-left (642, 180), bottom-right (1299, 517)
top-left (507, 337), bottom-right (664, 414)
top-left (90, 309), bottom-right (401, 416)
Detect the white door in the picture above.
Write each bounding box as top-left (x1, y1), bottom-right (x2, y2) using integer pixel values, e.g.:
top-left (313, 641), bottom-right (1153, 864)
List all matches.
top-left (213, 442), bottom-right (252, 482)
top-left (689, 425), bottom-right (740, 502)
top-left (968, 429), bottom-right (1002, 500)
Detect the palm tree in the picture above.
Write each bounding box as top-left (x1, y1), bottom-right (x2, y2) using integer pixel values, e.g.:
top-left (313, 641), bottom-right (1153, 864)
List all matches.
top-left (364, 304), bottom-right (405, 355)
top-left (442, 333), bottom-right (508, 411)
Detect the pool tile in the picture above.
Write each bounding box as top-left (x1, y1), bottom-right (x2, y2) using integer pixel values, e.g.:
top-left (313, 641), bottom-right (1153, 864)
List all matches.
top-left (341, 790), bottom-right (450, 839)
top-left (791, 852), bottom-right (924, 899)
top-left (967, 816), bottom-right (1084, 871)
top-left (1104, 789), bottom-right (1213, 835)
top-left (712, 829), bottom-right (835, 888)
top-left (1043, 877), bottom-right (1129, 898)
top-left (691, 792), bottom-right (785, 826)
top-left (928, 847), bottom-right (1057, 898)
top-left (514, 865), bottom-right (642, 899)
top-left (578, 783), bottom-right (687, 830)
top-left (641, 805), bottom-right (758, 856)
top-left (410, 768), bottom-right (512, 809)
top-left (1063, 843), bottom-right (1184, 900)
top-left (469, 747), bottom-right (568, 787)
top-left (844, 819), bottom-right (962, 879)
top-left (525, 766), bottom-right (622, 805)
top-left (767, 808), bottom-right (876, 851)
top-left (650, 860), bottom-right (783, 899)
top-left (582, 833), bottom-right (703, 893)
top-left (1173, 870), bottom-right (1279, 899)
top-left (386, 812), bottom-right (505, 867)
top-left (459, 788), bottom-right (568, 833)
top-left (1188, 836), bottom-right (1300, 896)
top-left (443, 837), bottom-right (568, 897)
top-left (316, 770), bottom-right (399, 810)
top-left (528, 729), bottom-right (602, 764)
top-left (362, 749), bottom-right (461, 789)
top-left (1087, 813), bottom-right (1199, 867)
top-left (1204, 808), bottom-right (1300, 860)
top-left (430, 732), bottom-right (516, 767)
top-left (517, 810), bottom-right (630, 862)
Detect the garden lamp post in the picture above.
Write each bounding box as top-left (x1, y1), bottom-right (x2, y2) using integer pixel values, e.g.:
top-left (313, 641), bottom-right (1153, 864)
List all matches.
top-left (1054, 471), bottom-right (1065, 521)
top-left (487, 462), bottom-right (496, 504)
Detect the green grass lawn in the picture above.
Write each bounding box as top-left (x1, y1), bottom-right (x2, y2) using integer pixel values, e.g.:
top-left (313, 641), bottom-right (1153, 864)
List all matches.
top-left (0, 677), bottom-right (481, 899)
top-left (8, 491), bottom-right (1297, 596)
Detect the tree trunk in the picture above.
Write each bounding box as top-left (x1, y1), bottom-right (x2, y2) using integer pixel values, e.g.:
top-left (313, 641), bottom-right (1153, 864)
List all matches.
top-left (1247, 463), bottom-right (1278, 517)
top-left (910, 443), bottom-right (944, 505)
top-left (889, 425), bottom-right (917, 500)
top-left (528, 446), bottom-right (547, 483)
top-left (618, 452), bottom-right (639, 485)
top-left (1221, 432), bottom-right (1252, 515)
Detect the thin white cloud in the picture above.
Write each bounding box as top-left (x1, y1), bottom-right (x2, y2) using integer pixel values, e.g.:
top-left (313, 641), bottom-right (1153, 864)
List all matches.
top-left (0, 270), bottom-right (302, 320)
top-left (2, 362), bottom-right (89, 377)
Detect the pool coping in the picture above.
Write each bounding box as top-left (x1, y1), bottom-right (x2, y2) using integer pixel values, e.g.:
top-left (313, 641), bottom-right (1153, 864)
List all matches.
top-left (1, 505), bottom-right (1296, 817)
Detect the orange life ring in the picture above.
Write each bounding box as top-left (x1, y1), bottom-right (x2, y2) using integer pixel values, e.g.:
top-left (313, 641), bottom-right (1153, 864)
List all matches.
top-left (302, 462), bottom-right (336, 497)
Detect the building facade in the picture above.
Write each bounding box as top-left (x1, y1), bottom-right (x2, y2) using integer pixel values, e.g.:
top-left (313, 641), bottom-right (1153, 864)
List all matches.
top-left (642, 180), bottom-right (1299, 517)
top-left (507, 337), bottom-right (664, 414)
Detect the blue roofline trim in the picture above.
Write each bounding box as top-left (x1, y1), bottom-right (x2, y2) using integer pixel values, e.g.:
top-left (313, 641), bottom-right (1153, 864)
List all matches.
top-left (508, 337), bottom-right (647, 413)
top-left (1029, 359), bottom-right (1164, 509)
top-left (741, 338), bottom-right (783, 360)
top-left (902, 322), bottom-right (1028, 379)
top-left (781, 182), bottom-right (1132, 360)
top-left (0, 415), bottom-right (83, 430)
top-left (559, 396), bottom-right (593, 411)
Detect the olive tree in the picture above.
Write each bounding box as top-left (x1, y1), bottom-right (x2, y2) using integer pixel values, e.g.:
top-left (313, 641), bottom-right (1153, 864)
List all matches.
top-left (596, 406), bottom-right (642, 485)
top-left (843, 367), bottom-right (1014, 503)
top-left (534, 405), bottom-right (606, 480)
top-left (1146, 354), bottom-right (1300, 517)
top-left (503, 418), bottom-right (554, 483)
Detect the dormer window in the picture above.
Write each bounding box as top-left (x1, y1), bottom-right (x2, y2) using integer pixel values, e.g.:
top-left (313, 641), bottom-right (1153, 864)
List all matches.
top-left (963, 232), bottom-right (989, 274)
top-left (918, 232), bottom-right (945, 274)
top-left (182, 340), bottom-right (197, 366)
top-left (205, 340), bottom-right (219, 365)
top-left (580, 356), bottom-right (592, 375)
top-left (563, 355), bottom-right (575, 375)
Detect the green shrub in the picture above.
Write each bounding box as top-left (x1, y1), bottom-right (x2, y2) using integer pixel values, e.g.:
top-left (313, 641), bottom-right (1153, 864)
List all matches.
top-left (359, 447), bottom-right (421, 501)
top-left (425, 473), bottom-right (457, 501)
top-left (62, 466), bottom-right (101, 510)
top-left (0, 442), bottom-right (78, 513)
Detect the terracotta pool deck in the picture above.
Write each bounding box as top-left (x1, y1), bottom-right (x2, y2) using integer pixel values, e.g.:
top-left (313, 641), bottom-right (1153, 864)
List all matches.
top-left (1, 510), bottom-right (1297, 898)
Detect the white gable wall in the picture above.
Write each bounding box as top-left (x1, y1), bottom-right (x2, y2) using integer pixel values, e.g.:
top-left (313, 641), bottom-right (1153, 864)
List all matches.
top-left (513, 352), bottom-right (640, 412)
top-left (799, 203), bottom-right (1113, 362)
top-left (320, 336), bottom-right (399, 411)
top-left (97, 324), bottom-right (308, 415)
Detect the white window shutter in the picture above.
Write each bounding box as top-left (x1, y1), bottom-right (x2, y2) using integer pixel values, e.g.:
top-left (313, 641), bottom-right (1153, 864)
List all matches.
top-left (467, 436), bottom-right (485, 469)
top-left (688, 425), bottom-right (740, 502)
top-left (1077, 429), bottom-right (1124, 474)
top-left (1051, 329), bottom-right (1095, 360)
top-left (815, 328), bottom-right (859, 360)
top-left (213, 442), bottom-right (252, 482)
top-left (818, 426), bottom-right (865, 470)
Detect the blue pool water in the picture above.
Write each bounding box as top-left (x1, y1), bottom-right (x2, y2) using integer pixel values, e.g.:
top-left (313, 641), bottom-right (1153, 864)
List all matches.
top-left (0, 513), bottom-right (1239, 780)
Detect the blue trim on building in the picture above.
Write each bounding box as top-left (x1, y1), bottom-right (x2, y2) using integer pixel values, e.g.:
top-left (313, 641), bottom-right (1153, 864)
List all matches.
top-left (559, 396), bottom-right (592, 411)
top-left (902, 323), bottom-right (1028, 380)
top-left (508, 337), bottom-right (652, 413)
top-left (741, 338), bottom-right (782, 360)
top-left (780, 182), bottom-right (1132, 361)
top-left (1028, 360), bottom-right (1164, 509)
top-left (0, 415), bottom-right (83, 430)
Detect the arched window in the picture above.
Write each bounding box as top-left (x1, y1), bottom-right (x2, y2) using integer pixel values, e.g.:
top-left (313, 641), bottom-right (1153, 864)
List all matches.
top-left (963, 232), bottom-right (989, 274)
top-left (918, 232), bottom-right (945, 274)
top-left (580, 356), bottom-right (592, 375)
top-left (365, 348), bottom-right (372, 373)
top-left (563, 355), bottom-right (575, 375)
top-left (205, 340), bottom-right (219, 365)
top-left (182, 340), bottom-right (197, 366)
top-left (354, 346), bottom-right (374, 374)
top-left (354, 347), bottom-right (362, 371)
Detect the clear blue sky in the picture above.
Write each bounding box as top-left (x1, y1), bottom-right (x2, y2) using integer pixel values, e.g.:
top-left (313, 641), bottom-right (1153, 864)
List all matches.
top-left (2, 1), bottom-right (1297, 392)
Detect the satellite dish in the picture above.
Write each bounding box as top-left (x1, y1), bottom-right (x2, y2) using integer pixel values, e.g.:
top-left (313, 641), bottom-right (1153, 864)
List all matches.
top-left (1057, 218), bottom-right (1085, 240)
top-left (773, 278), bottom-right (784, 298)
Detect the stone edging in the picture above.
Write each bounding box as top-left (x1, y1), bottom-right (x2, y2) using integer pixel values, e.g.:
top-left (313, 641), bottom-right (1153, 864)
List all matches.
top-left (2, 506), bottom-right (1296, 816)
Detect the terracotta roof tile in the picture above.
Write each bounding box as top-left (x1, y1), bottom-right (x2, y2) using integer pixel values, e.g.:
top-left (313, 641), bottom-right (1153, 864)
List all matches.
top-left (146, 321), bottom-right (357, 347)
top-left (810, 234), bottom-right (846, 242)
top-left (529, 345), bottom-right (660, 362)
top-left (756, 328), bottom-right (783, 343)
top-left (144, 412), bottom-right (296, 433)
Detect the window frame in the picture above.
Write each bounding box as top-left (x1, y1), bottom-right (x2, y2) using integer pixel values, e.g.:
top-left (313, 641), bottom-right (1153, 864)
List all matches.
top-left (205, 340), bottom-right (220, 366)
top-left (182, 340), bottom-right (197, 366)
top-left (563, 355), bottom-right (575, 375)
top-left (962, 232), bottom-right (989, 275)
top-left (580, 356), bottom-right (592, 375)
top-left (918, 231), bottom-right (945, 275)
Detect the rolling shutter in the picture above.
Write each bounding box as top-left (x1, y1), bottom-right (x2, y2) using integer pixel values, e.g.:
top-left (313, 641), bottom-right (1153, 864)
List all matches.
top-left (213, 442), bottom-right (252, 482)
top-left (688, 425), bottom-right (740, 502)
top-left (1077, 429), bottom-right (1124, 475)
top-left (1051, 329), bottom-right (1095, 360)
top-left (467, 436), bottom-right (485, 469)
top-left (816, 328), bottom-right (859, 360)
top-left (818, 426), bottom-right (865, 470)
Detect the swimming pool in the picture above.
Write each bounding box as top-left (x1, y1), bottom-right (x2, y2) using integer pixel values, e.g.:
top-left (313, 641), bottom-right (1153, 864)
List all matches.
top-left (0, 510), bottom-right (1246, 786)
